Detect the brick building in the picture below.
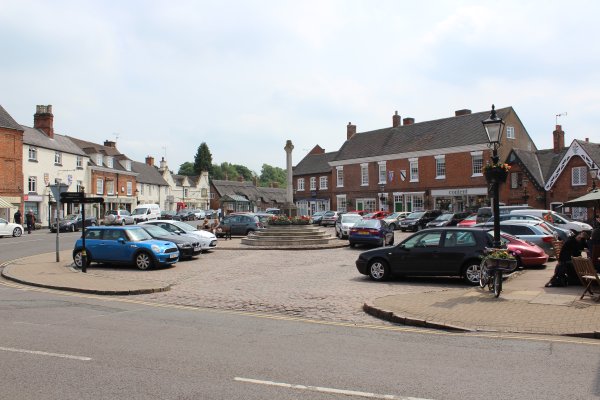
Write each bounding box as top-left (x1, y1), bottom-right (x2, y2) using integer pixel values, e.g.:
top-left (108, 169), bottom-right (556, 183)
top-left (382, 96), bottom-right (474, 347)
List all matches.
top-left (300, 107), bottom-right (536, 214)
top-left (292, 145), bottom-right (337, 216)
top-left (0, 105), bottom-right (24, 221)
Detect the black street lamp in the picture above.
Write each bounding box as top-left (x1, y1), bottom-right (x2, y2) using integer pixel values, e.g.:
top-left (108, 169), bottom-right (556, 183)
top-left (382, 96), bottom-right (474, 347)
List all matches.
top-left (482, 105), bottom-right (506, 249)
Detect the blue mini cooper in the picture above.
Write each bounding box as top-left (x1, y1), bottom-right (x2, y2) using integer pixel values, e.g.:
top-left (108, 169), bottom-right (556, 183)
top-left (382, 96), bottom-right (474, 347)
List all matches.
top-left (73, 226), bottom-right (179, 270)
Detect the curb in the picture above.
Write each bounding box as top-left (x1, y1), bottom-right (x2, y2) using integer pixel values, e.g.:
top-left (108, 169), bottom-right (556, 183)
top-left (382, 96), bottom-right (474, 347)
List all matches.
top-left (362, 303), bottom-right (471, 333)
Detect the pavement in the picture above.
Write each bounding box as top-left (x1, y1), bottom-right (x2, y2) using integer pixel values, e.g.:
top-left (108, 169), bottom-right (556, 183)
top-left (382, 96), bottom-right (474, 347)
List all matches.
top-left (2, 238), bottom-right (600, 339)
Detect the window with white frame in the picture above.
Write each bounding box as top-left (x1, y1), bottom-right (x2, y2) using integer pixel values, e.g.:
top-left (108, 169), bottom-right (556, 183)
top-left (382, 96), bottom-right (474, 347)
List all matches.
top-left (96, 154), bottom-right (103, 166)
top-left (409, 158), bottom-right (419, 182)
top-left (511, 172), bottom-right (519, 189)
top-left (76, 180), bottom-right (83, 192)
top-left (361, 163), bottom-right (369, 186)
top-left (336, 167), bottom-right (344, 187)
top-left (28, 147), bottom-right (37, 161)
top-left (28, 176), bottom-right (37, 192)
top-left (319, 176), bottom-right (327, 189)
top-left (471, 151), bottom-right (483, 175)
top-left (127, 181), bottom-right (132, 196)
top-left (378, 162), bottom-right (386, 184)
top-left (310, 177), bottom-right (317, 190)
top-left (363, 199), bottom-right (377, 212)
top-left (96, 178), bottom-right (104, 195)
top-left (412, 195), bottom-right (424, 211)
top-left (183, 188), bottom-right (189, 197)
top-left (572, 166), bottom-right (587, 186)
top-left (106, 157), bottom-right (113, 168)
top-left (297, 178), bottom-right (305, 191)
top-left (506, 126), bottom-right (515, 139)
top-left (54, 151), bottom-right (62, 165)
top-left (337, 195), bottom-right (347, 212)
top-left (76, 156), bottom-right (83, 168)
top-left (125, 160), bottom-right (132, 171)
top-left (106, 180), bottom-right (115, 195)
top-left (435, 155), bottom-right (446, 179)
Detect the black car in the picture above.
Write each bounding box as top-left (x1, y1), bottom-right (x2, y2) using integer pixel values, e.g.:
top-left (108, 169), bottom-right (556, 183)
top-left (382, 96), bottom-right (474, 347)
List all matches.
top-left (425, 211), bottom-right (471, 228)
top-left (399, 210), bottom-right (442, 232)
top-left (50, 214), bottom-right (98, 233)
top-left (355, 227), bottom-right (492, 285)
top-left (139, 224), bottom-right (202, 259)
top-left (174, 209), bottom-right (196, 221)
top-left (217, 214), bottom-right (263, 237)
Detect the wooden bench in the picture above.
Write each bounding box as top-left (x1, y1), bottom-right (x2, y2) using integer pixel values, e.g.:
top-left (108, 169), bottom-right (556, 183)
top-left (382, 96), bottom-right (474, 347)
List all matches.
top-left (571, 257), bottom-right (600, 301)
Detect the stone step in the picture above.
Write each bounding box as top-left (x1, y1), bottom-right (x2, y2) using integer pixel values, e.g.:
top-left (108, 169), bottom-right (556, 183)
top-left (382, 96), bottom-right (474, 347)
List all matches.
top-left (241, 237), bottom-right (337, 246)
top-left (252, 231), bottom-right (329, 238)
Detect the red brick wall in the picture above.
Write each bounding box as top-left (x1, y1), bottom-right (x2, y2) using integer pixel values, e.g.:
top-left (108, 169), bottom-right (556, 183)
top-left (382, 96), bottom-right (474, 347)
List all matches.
top-left (547, 155), bottom-right (594, 215)
top-left (500, 162), bottom-right (545, 208)
top-left (0, 127), bottom-right (24, 205)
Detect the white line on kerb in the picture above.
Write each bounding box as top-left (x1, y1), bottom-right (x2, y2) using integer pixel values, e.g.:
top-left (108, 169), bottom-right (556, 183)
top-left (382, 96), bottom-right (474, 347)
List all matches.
top-left (0, 346), bottom-right (91, 361)
top-left (234, 377), bottom-right (433, 400)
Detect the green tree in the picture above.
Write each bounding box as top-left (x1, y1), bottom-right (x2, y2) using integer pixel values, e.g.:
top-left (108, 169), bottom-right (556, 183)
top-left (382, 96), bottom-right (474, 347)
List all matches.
top-left (233, 164), bottom-right (255, 182)
top-left (178, 161), bottom-right (195, 176)
top-left (194, 142), bottom-right (213, 175)
top-left (259, 164), bottom-right (287, 188)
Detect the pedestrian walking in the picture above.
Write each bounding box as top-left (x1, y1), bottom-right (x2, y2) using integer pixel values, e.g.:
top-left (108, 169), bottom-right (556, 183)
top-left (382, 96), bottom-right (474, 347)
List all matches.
top-left (25, 210), bottom-right (35, 234)
top-left (14, 209), bottom-right (22, 225)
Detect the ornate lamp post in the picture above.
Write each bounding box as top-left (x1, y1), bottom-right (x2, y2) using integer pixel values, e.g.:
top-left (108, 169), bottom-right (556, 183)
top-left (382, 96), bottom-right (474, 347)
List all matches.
top-left (482, 105), bottom-right (506, 249)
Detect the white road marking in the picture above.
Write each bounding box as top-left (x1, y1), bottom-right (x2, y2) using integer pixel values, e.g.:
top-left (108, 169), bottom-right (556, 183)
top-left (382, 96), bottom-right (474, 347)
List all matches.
top-left (234, 377), bottom-right (432, 400)
top-left (0, 346), bottom-right (91, 361)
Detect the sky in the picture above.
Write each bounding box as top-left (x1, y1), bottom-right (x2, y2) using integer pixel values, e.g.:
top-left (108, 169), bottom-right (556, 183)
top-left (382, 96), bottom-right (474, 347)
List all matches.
top-left (1, 0), bottom-right (599, 175)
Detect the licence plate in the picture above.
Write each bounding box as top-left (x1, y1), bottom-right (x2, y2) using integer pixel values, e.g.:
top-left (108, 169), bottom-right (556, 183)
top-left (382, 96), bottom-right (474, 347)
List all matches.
top-left (358, 231), bottom-right (369, 235)
top-left (169, 253), bottom-right (178, 259)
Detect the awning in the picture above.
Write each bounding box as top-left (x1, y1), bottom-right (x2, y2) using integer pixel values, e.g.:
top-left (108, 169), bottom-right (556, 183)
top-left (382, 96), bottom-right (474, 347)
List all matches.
top-left (0, 197), bottom-right (15, 208)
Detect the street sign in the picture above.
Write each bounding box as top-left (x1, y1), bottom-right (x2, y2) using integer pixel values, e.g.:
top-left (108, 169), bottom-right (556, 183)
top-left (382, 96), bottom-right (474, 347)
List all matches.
top-left (60, 192), bottom-right (84, 200)
top-left (80, 197), bottom-right (104, 204)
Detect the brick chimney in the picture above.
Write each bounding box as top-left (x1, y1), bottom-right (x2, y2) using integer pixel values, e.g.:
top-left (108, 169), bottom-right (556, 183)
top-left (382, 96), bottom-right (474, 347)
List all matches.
top-left (392, 111), bottom-right (401, 127)
top-left (455, 109), bottom-right (472, 116)
top-left (33, 105), bottom-right (54, 138)
top-left (237, 175), bottom-right (244, 182)
top-left (308, 145), bottom-right (325, 155)
top-left (271, 182), bottom-right (279, 188)
top-left (347, 122), bottom-right (356, 140)
top-left (159, 157), bottom-right (167, 171)
top-left (553, 125), bottom-right (565, 153)
top-left (403, 117), bottom-right (415, 125)
top-left (145, 156), bottom-right (154, 166)
top-left (104, 140), bottom-right (116, 148)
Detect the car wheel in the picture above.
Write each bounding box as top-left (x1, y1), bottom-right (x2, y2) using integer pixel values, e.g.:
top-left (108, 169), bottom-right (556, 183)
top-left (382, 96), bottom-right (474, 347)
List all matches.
top-left (368, 258), bottom-right (390, 281)
top-left (462, 261), bottom-right (482, 285)
top-left (135, 252), bottom-right (154, 270)
top-left (389, 223), bottom-right (396, 230)
top-left (73, 250), bottom-right (91, 268)
top-left (91, 222), bottom-right (96, 226)
top-left (12, 227), bottom-right (22, 237)
top-left (121, 220), bottom-right (126, 226)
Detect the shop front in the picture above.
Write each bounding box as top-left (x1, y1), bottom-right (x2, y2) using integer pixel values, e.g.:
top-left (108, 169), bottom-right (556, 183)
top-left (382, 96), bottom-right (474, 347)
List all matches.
top-left (430, 187), bottom-right (488, 212)
top-left (392, 192), bottom-right (425, 212)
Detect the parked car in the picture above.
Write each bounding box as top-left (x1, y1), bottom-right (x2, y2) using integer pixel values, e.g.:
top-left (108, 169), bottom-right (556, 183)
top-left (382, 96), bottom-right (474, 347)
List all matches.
top-left (131, 204), bottom-right (161, 223)
top-left (320, 211), bottom-right (340, 227)
top-left (334, 213), bottom-right (363, 239)
top-left (160, 210), bottom-right (177, 220)
top-left (383, 212), bottom-right (410, 230)
top-left (348, 219), bottom-right (395, 248)
top-left (456, 214), bottom-right (478, 227)
top-left (218, 214), bottom-right (264, 236)
top-left (425, 211), bottom-right (471, 228)
top-left (192, 209), bottom-right (205, 219)
top-left (174, 209), bottom-right (196, 221)
top-left (476, 205), bottom-right (532, 223)
top-left (355, 227), bottom-right (493, 285)
top-left (139, 223), bottom-right (202, 260)
top-left (475, 220), bottom-right (556, 257)
top-left (493, 214), bottom-right (572, 241)
top-left (50, 214), bottom-right (98, 232)
top-left (499, 232), bottom-right (549, 268)
top-left (265, 208), bottom-right (281, 215)
top-left (363, 211), bottom-right (390, 220)
top-left (253, 212), bottom-right (276, 225)
top-left (72, 226), bottom-right (179, 270)
top-left (399, 210), bottom-right (443, 232)
top-left (309, 211), bottom-right (326, 225)
top-left (0, 218), bottom-right (24, 237)
top-left (140, 220), bottom-right (218, 251)
top-left (103, 210), bottom-right (135, 226)
top-left (509, 209), bottom-right (592, 233)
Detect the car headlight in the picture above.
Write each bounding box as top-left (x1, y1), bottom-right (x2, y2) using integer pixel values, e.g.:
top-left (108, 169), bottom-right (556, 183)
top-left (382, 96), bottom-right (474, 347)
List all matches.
top-left (151, 244), bottom-right (161, 253)
top-left (177, 243), bottom-right (191, 248)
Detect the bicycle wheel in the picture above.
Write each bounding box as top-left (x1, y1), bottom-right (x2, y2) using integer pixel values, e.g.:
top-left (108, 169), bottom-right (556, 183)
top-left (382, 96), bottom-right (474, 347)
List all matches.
top-left (493, 271), bottom-right (502, 298)
top-left (479, 262), bottom-right (488, 288)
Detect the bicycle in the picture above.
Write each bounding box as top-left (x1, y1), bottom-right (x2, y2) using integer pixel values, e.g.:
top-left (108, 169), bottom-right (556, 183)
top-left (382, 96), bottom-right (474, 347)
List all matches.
top-left (479, 248), bottom-right (517, 298)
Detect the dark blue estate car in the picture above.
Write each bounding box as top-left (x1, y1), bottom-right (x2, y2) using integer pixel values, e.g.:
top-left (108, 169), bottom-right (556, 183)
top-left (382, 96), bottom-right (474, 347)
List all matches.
top-left (73, 226), bottom-right (179, 270)
top-left (348, 219), bottom-right (395, 248)
top-left (356, 227), bottom-right (493, 285)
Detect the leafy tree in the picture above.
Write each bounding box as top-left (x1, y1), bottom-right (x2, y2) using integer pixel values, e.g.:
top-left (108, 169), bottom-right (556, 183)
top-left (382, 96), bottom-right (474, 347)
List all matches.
top-left (233, 164), bottom-right (255, 182)
top-left (259, 164), bottom-right (287, 188)
top-left (178, 162), bottom-right (196, 176)
top-left (194, 142), bottom-right (213, 175)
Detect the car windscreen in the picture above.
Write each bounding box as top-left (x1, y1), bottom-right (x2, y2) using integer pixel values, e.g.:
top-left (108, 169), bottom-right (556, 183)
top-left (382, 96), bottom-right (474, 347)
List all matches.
top-left (406, 212), bottom-right (424, 219)
top-left (342, 215), bottom-right (362, 223)
top-left (126, 228), bottom-right (153, 241)
top-left (132, 208), bottom-right (148, 215)
top-left (353, 219), bottom-right (380, 229)
top-left (171, 221), bottom-right (196, 232)
top-left (142, 224), bottom-right (172, 237)
top-left (435, 214), bottom-right (453, 221)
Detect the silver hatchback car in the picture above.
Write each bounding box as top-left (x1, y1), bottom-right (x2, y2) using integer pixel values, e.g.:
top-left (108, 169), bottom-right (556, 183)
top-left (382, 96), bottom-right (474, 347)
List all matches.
top-left (104, 209), bottom-right (135, 226)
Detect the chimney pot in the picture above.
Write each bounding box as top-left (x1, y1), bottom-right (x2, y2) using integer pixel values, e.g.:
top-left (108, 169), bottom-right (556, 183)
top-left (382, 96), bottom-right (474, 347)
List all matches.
top-left (347, 122), bottom-right (357, 140)
top-left (403, 117), bottom-right (415, 125)
top-left (145, 156), bottom-right (155, 166)
top-left (455, 109), bottom-right (472, 116)
top-left (392, 111), bottom-right (401, 128)
top-left (104, 140), bottom-right (116, 148)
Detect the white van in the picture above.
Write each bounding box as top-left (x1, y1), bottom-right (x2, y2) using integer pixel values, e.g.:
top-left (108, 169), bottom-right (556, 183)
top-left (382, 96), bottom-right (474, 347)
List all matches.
top-left (131, 204), bottom-right (161, 223)
top-left (510, 209), bottom-right (592, 233)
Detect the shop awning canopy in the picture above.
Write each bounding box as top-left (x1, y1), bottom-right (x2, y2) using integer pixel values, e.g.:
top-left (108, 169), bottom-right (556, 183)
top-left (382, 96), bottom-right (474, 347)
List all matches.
top-left (0, 197), bottom-right (14, 208)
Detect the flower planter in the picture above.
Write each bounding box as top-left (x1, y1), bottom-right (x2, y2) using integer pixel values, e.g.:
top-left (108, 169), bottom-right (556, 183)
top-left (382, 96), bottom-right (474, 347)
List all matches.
top-left (484, 257), bottom-right (517, 272)
top-left (484, 167), bottom-right (509, 183)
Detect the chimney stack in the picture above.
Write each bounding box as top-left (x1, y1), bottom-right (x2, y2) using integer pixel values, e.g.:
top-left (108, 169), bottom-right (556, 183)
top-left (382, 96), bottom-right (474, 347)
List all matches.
top-left (403, 117), bottom-right (415, 125)
top-left (392, 111), bottom-right (401, 127)
top-left (455, 109), bottom-right (472, 116)
top-left (145, 156), bottom-right (154, 166)
top-left (553, 125), bottom-right (565, 154)
top-left (308, 145), bottom-right (325, 155)
top-left (347, 122), bottom-right (357, 140)
top-left (237, 175), bottom-right (244, 182)
top-left (159, 157), bottom-right (167, 171)
top-left (104, 140), bottom-right (116, 148)
top-left (33, 105), bottom-right (54, 139)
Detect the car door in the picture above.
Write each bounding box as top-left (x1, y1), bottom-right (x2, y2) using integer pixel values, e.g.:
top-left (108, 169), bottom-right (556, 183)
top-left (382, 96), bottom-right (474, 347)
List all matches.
top-left (440, 230), bottom-right (480, 274)
top-left (0, 218), bottom-right (9, 235)
top-left (229, 215), bottom-right (245, 235)
top-left (389, 230), bottom-right (443, 275)
top-left (101, 229), bottom-right (131, 262)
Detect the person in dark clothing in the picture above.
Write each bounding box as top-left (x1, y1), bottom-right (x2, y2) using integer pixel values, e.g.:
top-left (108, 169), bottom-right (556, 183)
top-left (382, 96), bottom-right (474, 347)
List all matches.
top-left (13, 209), bottom-right (22, 225)
top-left (25, 210), bottom-right (36, 234)
top-left (591, 216), bottom-right (600, 271)
top-left (546, 231), bottom-right (590, 287)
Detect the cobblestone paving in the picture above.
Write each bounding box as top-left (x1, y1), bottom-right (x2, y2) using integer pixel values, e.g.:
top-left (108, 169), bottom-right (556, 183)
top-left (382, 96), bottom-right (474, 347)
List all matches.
top-left (86, 230), bottom-right (463, 325)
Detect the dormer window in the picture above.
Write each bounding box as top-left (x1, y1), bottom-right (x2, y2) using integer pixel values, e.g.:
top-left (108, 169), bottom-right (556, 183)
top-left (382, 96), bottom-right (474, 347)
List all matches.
top-left (106, 157), bottom-right (113, 168)
top-left (96, 154), bottom-right (103, 166)
top-left (125, 160), bottom-right (132, 171)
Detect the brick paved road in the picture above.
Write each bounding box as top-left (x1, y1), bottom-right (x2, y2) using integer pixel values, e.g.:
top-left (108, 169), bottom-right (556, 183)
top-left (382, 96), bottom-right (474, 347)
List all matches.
top-left (87, 230), bottom-right (467, 325)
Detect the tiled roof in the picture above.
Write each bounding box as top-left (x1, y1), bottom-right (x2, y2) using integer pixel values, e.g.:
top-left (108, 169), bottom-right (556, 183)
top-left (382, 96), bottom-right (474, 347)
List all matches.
top-left (212, 179), bottom-right (287, 203)
top-left (131, 161), bottom-right (169, 186)
top-left (0, 105), bottom-right (22, 131)
top-left (22, 126), bottom-right (86, 156)
top-left (577, 140), bottom-right (600, 167)
top-left (511, 149), bottom-right (545, 188)
top-left (333, 107), bottom-right (512, 162)
top-left (68, 136), bottom-right (132, 171)
top-left (293, 151), bottom-right (338, 176)
top-left (536, 148), bottom-right (567, 182)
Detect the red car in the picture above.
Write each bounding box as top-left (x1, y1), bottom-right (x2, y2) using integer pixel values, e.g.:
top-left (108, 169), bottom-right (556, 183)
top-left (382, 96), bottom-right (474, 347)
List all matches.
top-left (457, 214), bottom-right (477, 227)
top-left (363, 211), bottom-right (390, 220)
top-left (501, 233), bottom-right (549, 267)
